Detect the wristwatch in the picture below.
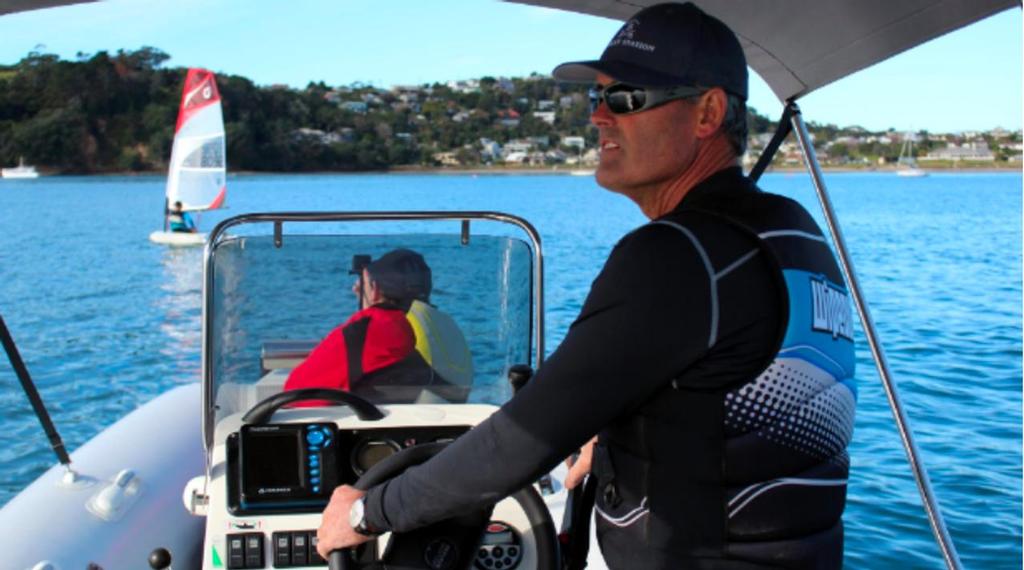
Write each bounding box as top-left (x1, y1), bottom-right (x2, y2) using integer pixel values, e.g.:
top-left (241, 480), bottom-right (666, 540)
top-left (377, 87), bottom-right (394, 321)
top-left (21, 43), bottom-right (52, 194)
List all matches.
top-left (349, 496), bottom-right (383, 537)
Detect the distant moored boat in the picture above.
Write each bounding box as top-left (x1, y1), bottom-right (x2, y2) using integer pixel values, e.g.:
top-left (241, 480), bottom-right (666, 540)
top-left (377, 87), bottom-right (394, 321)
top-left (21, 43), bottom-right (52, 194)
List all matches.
top-left (896, 133), bottom-right (928, 177)
top-left (1, 157), bottom-right (39, 179)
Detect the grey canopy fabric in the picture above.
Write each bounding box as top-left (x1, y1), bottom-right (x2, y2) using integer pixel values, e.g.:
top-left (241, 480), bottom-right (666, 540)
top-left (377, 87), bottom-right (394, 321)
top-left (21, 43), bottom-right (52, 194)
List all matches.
top-left (511, 0), bottom-right (1017, 101)
top-left (0, 0), bottom-right (94, 17)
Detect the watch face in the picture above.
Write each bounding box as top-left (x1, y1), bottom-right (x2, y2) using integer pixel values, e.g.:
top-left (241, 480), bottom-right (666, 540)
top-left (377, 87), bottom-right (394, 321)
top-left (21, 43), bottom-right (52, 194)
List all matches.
top-left (349, 497), bottom-right (365, 530)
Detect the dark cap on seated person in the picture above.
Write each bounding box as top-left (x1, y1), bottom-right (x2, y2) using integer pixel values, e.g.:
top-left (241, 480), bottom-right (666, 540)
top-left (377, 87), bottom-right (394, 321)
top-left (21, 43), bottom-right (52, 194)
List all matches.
top-left (552, 2), bottom-right (747, 99)
top-left (366, 249), bottom-right (433, 302)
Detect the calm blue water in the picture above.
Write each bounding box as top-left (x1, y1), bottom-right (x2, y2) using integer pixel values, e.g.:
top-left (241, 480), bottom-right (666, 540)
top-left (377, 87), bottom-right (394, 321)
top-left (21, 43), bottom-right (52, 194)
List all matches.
top-left (0, 172), bottom-right (1020, 568)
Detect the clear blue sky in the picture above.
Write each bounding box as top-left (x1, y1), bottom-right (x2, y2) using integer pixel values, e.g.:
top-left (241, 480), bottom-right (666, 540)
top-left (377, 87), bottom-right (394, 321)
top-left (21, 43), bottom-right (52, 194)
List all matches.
top-left (1, 0), bottom-right (1020, 133)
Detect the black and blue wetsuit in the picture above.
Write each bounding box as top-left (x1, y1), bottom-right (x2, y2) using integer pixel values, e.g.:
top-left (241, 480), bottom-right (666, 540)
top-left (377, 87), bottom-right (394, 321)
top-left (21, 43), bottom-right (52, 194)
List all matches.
top-left (363, 167), bottom-right (856, 569)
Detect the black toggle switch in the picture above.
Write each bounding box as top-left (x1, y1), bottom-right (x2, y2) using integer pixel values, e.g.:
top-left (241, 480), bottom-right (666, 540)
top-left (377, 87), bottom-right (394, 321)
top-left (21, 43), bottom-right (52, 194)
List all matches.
top-left (227, 534), bottom-right (246, 569)
top-left (309, 532), bottom-right (326, 566)
top-left (245, 533), bottom-right (264, 568)
top-left (291, 532), bottom-right (309, 566)
top-left (273, 532), bottom-right (291, 567)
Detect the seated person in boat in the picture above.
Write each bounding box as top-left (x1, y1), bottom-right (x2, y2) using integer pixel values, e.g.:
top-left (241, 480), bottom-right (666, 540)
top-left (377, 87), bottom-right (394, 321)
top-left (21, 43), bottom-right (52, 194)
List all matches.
top-left (284, 248), bottom-right (472, 403)
top-left (167, 200), bottom-right (197, 233)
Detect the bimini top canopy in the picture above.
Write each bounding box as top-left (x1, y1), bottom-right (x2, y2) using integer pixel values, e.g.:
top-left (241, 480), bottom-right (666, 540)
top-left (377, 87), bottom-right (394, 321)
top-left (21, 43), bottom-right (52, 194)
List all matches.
top-left (0, 0), bottom-right (93, 16)
top-left (7, 0), bottom-right (1016, 100)
top-left (511, 0), bottom-right (1017, 102)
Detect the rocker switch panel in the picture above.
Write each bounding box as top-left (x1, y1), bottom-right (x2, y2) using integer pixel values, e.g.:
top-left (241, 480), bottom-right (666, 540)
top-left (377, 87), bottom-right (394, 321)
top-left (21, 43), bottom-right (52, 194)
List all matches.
top-left (226, 532), bottom-right (265, 569)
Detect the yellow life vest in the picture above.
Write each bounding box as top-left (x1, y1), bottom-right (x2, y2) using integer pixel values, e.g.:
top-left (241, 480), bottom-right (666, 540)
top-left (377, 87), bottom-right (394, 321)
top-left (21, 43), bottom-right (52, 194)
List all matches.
top-left (406, 300), bottom-right (473, 388)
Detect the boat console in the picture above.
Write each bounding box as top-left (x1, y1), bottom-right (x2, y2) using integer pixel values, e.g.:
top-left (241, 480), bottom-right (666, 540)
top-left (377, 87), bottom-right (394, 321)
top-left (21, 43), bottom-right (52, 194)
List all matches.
top-left (197, 391), bottom-right (534, 570)
top-left (189, 213), bottom-right (558, 569)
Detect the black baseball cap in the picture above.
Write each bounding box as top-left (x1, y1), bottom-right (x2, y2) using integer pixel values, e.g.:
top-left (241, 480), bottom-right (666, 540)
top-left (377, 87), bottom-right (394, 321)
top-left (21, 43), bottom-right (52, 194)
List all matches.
top-left (552, 2), bottom-right (748, 100)
top-left (365, 249), bottom-right (432, 302)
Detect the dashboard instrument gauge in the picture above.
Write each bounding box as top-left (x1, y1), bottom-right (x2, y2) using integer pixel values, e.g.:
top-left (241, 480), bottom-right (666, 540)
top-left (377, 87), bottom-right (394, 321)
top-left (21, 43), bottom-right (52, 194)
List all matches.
top-left (351, 439), bottom-right (402, 475)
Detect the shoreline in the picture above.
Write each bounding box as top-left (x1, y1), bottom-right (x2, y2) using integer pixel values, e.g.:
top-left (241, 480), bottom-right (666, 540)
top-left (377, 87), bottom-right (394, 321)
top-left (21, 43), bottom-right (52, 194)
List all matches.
top-left (10, 164), bottom-right (1021, 177)
top-left (387, 165), bottom-right (1023, 175)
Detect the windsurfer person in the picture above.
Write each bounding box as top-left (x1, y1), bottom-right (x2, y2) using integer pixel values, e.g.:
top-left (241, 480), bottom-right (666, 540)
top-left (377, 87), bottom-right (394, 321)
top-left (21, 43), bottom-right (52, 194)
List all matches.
top-left (167, 200), bottom-right (197, 233)
top-left (316, 4), bottom-right (856, 569)
top-left (284, 248), bottom-right (472, 403)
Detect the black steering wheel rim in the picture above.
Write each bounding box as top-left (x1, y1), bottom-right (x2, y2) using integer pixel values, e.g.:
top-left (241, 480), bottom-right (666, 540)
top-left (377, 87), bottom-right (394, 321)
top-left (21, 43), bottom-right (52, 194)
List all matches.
top-left (241, 387), bottom-right (384, 425)
top-left (330, 442), bottom-right (559, 570)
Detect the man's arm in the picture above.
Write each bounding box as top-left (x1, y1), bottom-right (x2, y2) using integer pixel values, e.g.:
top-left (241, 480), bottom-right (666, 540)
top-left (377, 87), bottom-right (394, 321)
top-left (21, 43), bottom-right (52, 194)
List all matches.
top-left (359, 224), bottom-right (716, 531)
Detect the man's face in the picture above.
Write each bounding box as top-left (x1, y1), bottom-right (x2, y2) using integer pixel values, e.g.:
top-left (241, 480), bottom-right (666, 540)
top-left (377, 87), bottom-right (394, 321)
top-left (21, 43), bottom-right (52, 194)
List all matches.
top-left (351, 269), bottom-right (380, 310)
top-left (591, 73), bottom-right (701, 201)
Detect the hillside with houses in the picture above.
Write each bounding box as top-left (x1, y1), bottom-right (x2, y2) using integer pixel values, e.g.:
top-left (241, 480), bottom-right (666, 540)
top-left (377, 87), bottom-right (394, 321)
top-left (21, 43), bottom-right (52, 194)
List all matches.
top-left (300, 77), bottom-right (1023, 171)
top-left (759, 127), bottom-right (1022, 171)
top-left (1, 48), bottom-right (1020, 174)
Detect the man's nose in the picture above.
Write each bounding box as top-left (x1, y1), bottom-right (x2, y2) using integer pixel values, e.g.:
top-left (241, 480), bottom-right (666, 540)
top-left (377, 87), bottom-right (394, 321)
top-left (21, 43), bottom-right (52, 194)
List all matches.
top-left (590, 101), bottom-right (614, 127)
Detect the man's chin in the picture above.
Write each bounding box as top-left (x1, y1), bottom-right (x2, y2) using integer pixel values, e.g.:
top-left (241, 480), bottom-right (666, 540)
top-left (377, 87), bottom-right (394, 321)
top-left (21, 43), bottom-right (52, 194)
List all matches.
top-left (595, 165), bottom-right (623, 192)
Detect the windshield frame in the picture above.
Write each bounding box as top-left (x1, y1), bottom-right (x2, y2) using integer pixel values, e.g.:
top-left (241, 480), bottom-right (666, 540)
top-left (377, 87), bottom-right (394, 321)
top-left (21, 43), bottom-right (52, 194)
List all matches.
top-left (200, 211), bottom-right (545, 456)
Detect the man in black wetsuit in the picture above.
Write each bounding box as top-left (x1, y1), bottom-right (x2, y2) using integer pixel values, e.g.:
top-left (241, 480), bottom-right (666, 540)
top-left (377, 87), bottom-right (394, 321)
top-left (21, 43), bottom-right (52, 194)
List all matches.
top-left (318, 4), bottom-right (857, 568)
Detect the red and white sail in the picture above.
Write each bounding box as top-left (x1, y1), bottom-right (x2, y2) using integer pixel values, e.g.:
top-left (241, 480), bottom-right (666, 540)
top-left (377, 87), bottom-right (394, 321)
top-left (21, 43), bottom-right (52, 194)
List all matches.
top-left (165, 68), bottom-right (226, 212)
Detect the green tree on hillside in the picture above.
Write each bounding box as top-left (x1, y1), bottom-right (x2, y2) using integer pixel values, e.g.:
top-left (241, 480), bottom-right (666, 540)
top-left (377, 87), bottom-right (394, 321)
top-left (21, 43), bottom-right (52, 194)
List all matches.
top-left (0, 48), bottom-right (791, 173)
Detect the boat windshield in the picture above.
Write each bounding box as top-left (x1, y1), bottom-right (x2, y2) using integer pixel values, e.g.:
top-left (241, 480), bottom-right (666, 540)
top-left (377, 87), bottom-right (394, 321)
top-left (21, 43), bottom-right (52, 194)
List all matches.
top-left (206, 219), bottom-right (537, 422)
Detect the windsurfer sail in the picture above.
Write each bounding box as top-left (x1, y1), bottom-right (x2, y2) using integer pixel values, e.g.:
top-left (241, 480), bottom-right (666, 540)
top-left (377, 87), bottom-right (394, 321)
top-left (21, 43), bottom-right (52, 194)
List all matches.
top-left (151, 68), bottom-right (226, 245)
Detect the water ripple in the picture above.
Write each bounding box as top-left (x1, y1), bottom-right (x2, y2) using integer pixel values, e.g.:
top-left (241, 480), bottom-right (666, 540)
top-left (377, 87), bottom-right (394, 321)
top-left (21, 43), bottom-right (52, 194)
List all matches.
top-left (0, 172), bottom-right (1019, 568)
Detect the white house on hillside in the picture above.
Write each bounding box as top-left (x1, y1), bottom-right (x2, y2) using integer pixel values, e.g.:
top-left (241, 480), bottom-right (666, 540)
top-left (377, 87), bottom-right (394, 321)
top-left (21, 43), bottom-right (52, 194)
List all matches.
top-left (562, 136), bottom-right (585, 150)
top-left (923, 141), bottom-right (995, 161)
top-left (533, 111), bottom-right (556, 125)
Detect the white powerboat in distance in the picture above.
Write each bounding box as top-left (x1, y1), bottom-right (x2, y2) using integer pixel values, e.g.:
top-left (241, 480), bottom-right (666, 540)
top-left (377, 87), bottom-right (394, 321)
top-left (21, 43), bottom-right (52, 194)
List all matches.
top-left (1, 157), bottom-right (40, 179)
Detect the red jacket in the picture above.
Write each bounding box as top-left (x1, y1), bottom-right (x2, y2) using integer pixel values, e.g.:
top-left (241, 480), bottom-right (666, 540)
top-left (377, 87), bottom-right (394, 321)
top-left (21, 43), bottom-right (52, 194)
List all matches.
top-left (283, 305), bottom-right (415, 393)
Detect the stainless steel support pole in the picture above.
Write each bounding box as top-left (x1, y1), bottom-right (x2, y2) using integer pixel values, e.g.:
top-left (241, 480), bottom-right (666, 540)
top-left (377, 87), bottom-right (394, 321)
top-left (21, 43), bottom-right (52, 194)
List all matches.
top-left (789, 104), bottom-right (962, 570)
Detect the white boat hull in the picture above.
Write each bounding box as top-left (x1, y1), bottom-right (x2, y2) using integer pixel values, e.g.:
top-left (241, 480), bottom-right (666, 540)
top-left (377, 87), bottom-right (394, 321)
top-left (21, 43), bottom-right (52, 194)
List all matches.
top-left (1, 167), bottom-right (39, 179)
top-left (897, 168), bottom-right (928, 177)
top-left (149, 230), bottom-right (206, 246)
top-left (0, 384), bottom-right (205, 569)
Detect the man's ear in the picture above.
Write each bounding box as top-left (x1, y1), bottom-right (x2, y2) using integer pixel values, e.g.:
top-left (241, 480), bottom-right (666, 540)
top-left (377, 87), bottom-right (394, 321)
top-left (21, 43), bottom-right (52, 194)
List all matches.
top-left (694, 87), bottom-right (727, 139)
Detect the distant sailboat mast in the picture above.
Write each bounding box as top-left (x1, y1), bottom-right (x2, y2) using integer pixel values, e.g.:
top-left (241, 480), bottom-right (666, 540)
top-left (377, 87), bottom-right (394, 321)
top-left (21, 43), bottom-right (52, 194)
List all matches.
top-left (897, 131), bottom-right (927, 177)
top-left (164, 68), bottom-right (227, 230)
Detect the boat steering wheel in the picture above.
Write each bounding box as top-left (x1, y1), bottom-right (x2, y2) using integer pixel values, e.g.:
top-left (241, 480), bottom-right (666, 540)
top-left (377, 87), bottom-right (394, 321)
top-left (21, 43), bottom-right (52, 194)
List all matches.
top-left (240, 388), bottom-right (385, 424)
top-left (329, 442), bottom-right (560, 570)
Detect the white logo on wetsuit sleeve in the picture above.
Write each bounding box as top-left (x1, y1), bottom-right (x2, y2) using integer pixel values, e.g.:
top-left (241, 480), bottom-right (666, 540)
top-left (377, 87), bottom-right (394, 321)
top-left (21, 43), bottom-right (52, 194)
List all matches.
top-left (810, 278), bottom-right (854, 340)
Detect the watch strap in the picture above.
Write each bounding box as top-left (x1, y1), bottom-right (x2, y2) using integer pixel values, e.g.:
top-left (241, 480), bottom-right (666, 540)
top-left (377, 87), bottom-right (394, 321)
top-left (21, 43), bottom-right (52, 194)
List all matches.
top-left (353, 497), bottom-right (383, 537)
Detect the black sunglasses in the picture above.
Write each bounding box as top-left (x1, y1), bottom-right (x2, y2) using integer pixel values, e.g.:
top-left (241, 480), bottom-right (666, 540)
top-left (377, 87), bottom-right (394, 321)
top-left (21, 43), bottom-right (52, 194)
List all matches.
top-left (589, 82), bottom-right (706, 115)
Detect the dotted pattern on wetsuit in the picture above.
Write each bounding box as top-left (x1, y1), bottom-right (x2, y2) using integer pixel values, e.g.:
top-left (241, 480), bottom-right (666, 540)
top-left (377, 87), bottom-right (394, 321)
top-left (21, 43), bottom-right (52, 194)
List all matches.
top-left (724, 357), bottom-right (855, 461)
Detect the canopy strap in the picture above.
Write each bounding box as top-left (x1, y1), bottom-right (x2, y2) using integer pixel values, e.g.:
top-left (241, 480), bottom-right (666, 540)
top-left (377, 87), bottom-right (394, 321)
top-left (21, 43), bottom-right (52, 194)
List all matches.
top-left (0, 314), bottom-right (71, 466)
top-left (749, 102), bottom-right (796, 183)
